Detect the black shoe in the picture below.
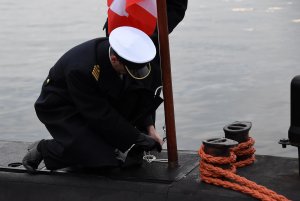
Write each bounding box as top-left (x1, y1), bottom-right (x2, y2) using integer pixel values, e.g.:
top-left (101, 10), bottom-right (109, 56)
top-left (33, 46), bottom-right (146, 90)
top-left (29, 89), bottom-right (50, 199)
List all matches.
top-left (135, 133), bottom-right (162, 152)
top-left (22, 140), bottom-right (43, 173)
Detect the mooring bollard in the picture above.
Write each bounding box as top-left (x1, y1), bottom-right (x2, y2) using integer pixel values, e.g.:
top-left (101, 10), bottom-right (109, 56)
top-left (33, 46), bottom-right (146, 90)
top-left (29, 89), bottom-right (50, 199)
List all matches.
top-left (223, 121), bottom-right (252, 143)
top-left (223, 121), bottom-right (254, 164)
top-left (289, 75), bottom-right (300, 144)
top-left (279, 75), bottom-right (300, 175)
top-left (202, 137), bottom-right (238, 169)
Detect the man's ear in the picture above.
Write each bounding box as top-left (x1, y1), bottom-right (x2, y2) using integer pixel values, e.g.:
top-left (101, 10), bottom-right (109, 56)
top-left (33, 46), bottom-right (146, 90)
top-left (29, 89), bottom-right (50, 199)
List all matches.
top-left (110, 55), bottom-right (118, 63)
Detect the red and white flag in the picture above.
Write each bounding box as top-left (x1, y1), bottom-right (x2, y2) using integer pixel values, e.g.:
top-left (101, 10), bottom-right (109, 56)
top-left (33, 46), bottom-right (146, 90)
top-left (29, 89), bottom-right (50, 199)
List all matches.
top-left (107, 0), bottom-right (157, 36)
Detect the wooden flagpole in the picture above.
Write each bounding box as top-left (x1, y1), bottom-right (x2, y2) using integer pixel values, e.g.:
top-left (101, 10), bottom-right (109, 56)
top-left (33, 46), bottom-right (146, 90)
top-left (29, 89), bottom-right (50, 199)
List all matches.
top-left (156, 0), bottom-right (178, 168)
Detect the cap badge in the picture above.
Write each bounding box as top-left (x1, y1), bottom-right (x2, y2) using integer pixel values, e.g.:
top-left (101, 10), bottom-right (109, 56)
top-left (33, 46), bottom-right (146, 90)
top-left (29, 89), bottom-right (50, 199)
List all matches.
top-left (92, 65), bottom-right (100, 81)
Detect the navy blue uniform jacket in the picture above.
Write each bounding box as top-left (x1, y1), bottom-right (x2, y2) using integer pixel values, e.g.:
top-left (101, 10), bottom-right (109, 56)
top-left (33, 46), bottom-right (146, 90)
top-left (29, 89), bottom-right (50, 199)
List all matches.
top-left (35, 38), bottom-right (163, 167)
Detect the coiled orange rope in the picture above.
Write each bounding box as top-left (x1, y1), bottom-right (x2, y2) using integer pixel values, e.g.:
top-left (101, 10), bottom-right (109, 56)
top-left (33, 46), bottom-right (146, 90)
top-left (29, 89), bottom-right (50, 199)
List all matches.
top-left (199, 138), bottom-right (290, 201)
top-left (232, 137), bottom-right (256, 168)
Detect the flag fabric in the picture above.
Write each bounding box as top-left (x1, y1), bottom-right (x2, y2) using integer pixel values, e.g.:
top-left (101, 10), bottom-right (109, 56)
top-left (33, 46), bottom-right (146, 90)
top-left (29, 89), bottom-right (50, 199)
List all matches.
top-left (107, 0), bottom-right (157, 36)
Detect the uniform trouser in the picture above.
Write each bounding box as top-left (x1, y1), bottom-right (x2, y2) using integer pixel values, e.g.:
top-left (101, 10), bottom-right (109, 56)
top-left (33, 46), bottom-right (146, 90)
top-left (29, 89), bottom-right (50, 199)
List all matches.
top-left (39, 137), bottom-right (119, 170)
top-left (38, 139), bottom-right (69, 170)
top-left (35, 107), bottom-right (120, 170)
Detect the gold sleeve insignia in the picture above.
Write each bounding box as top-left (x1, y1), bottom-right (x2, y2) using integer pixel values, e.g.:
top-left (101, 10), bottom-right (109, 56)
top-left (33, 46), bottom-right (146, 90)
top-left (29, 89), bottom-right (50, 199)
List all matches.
top-left (92, 65), bottom-right (100, 81)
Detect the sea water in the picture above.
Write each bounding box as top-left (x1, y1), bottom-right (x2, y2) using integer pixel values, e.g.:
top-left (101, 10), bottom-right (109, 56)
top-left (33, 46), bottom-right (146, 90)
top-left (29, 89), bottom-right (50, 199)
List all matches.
top-left (0, 0), bottom-right (299, 157)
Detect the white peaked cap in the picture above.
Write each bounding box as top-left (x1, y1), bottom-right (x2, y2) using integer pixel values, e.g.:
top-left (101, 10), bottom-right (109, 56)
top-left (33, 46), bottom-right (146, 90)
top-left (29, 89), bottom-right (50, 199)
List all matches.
top-left (109, 26), bottom-right (156, 64)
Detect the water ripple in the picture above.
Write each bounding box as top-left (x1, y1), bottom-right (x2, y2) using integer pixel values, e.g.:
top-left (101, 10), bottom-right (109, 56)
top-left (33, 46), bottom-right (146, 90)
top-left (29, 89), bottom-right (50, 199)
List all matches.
top-left (292, 19), bottom-right (300, 23)
top-left (232, 8), bottom-right (254, 12)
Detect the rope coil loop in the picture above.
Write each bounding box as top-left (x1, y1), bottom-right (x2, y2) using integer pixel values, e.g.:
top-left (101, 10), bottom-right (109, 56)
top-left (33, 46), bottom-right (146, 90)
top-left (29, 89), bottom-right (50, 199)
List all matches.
top-left (199, 138), bottom-right (290, 201)
top-left (223, 121), bottom-right (256, 167)
top-left (232, 137), bottom-right (256, 167)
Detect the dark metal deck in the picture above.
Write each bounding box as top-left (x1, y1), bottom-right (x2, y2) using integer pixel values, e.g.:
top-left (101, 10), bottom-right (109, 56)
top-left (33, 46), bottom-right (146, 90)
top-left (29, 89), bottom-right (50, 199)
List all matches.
top-left (0, 140), bottom-right (299, 201)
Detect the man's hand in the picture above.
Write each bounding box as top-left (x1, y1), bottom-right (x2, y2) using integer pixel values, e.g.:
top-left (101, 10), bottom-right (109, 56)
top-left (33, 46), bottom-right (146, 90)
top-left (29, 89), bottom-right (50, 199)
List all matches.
top-left (135, 133), bottom-right (162, 152)
top-left (147, 125), bottom-right (164, 146)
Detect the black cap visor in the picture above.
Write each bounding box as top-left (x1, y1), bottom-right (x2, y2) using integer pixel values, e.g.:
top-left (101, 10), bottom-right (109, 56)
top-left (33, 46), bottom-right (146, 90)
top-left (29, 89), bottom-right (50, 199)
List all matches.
top-left (125, 63), bottom-right (151, 80)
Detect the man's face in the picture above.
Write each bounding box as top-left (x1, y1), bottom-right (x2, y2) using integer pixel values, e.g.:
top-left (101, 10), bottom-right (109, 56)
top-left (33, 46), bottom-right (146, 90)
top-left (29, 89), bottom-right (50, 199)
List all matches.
top-left (110, 54), bottom-right (127, 75)
top-left (113, 60), bottom-right (127, 75)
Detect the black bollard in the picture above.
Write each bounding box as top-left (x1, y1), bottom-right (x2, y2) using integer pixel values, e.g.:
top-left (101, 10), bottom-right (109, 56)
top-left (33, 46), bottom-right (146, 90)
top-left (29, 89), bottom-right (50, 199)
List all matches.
top-left (223, 121), bottom-right (253, 163)
top-left (202, 138), bottom-right (238, 169)
top-left (287, 75), bottom-right (300, 175)
top-left (288, 75), bottom-right (300, 144)
top-left (223, 121), bottom-right (252, 143)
